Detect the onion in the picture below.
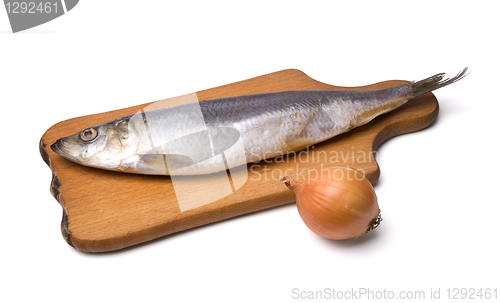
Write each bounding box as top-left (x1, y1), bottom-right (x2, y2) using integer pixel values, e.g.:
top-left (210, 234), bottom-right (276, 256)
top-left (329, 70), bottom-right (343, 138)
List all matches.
top-left (280, 166), bottom-right (382, 240)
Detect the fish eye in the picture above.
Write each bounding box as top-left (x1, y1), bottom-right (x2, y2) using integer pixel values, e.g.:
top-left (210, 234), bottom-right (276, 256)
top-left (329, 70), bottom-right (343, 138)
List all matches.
top-left (80, 128), bottom-right (97, 142)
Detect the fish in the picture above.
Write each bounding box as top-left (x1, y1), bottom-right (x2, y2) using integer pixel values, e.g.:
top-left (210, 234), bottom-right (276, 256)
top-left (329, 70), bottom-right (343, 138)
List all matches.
top-left (51, 68), bottom-right (468, 175)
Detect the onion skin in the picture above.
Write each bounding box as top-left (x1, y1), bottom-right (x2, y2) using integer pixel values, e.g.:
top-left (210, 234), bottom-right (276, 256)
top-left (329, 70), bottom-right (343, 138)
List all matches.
top-left (284, 166), bottom-right (381, 240)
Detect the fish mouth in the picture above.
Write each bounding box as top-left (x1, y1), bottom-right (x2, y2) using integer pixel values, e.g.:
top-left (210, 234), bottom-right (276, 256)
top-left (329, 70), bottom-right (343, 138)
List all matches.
top-left (51, 138), bottom-right (72, 160)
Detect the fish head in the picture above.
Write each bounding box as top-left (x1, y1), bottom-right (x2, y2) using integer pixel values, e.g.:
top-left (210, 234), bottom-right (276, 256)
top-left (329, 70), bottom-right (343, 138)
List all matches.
top-left (51, 118), bottom-right (137, 170)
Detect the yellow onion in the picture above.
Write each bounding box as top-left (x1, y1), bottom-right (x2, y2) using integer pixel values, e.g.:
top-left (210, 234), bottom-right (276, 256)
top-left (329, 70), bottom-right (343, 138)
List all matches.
top-left (281, 166), bottom-right (382, 240)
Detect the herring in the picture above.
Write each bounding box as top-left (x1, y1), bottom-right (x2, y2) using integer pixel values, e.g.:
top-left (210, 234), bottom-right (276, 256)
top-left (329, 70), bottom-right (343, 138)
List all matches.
top-left (51, 69), bottom-right (468, 175)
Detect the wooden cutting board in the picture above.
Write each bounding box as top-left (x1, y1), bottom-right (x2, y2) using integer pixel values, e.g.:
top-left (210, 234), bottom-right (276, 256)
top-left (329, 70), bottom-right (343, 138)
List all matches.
top-left (40, 69), bottom-right (438, 252)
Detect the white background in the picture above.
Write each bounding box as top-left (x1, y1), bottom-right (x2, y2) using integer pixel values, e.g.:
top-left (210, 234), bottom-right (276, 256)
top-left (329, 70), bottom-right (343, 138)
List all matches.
top-left (1, 1), bottom-right (498, 302)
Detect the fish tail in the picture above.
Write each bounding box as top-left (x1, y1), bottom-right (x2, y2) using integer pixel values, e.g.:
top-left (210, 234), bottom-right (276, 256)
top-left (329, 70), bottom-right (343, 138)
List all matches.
top-left (409, 67), bottom-right (469, 98)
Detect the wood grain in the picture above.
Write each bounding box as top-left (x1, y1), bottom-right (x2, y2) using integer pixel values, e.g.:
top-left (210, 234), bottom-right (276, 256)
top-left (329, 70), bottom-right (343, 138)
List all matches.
top-left (40, 69), bottom-right (438, 252)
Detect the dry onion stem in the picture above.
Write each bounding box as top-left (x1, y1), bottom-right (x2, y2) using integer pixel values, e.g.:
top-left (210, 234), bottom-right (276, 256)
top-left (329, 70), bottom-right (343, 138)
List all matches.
top-left (280, 166), bottom-right (382, 240)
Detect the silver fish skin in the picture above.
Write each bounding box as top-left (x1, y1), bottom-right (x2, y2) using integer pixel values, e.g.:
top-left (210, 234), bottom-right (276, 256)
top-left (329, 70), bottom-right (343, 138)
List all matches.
top-left (51, 69), bottom-right (468, 175)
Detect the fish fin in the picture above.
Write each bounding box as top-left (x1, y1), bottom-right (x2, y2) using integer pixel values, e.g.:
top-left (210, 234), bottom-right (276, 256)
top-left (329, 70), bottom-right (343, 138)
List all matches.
top-left (137, 154), bottom-right (194, 174)
top-left (411, 67), bottom-right (469, 98)
top-left (137, 154), bottom-right (168, 175)
top-left (164, 154), bottom-right (194, 170)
